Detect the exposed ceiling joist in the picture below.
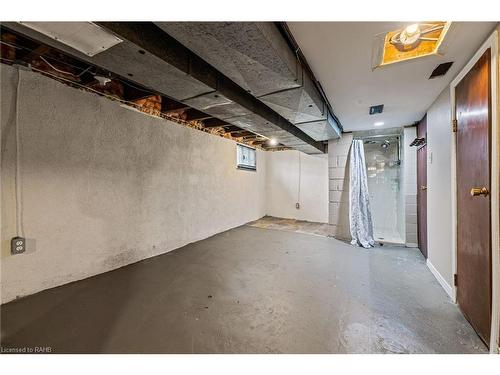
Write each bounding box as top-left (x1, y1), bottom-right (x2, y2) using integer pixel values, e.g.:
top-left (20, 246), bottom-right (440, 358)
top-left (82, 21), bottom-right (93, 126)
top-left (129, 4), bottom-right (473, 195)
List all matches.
top-left (222, 125), bottom-right (241, 133)
top-left (122, 85), bottom-right (157, 101)
top-left (17, 44), bottom-right (51, 62)
top-left (95, 22), bottom-right (325, 153)
top-left (230, 130), bottom-right (254, 137)
top-left (203, 118), bottom-right (228, 128)
top-left (1, 28), bottom-right (275, 150)
top-left (2, 22), bottom-right (319, 152)
top-left (161, 99), bottom-right (190, 113)
top-left (180, 108), bottom-right (212, 121)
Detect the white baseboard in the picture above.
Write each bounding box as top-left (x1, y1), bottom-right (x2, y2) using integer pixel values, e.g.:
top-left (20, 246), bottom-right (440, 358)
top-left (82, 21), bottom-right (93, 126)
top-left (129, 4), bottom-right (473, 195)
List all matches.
top-left (427, 259), bottom-right (455, 300)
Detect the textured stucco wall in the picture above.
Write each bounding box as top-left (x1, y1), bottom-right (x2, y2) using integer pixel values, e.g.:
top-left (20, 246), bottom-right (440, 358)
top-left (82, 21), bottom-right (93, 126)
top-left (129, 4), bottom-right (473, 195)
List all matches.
top-left (328, 134), bottom-right (352, 239)
top-left (266, 150), bottom-right (328, 223)
top-left (1, 65), bottom-right (267, 303)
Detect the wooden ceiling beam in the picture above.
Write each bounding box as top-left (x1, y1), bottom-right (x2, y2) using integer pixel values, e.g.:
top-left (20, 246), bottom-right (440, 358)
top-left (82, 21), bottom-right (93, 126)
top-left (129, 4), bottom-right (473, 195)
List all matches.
top-left (18, 44), bottom-right (51, 62)
top-left (222, 125), bottom-right (241, 133)
top-left (230, 130), bottom-right (254, 137)
top-left (161, 98), bottom-right (190, 114)
top-left (123, 84), bottom-right (157, 101)
top-left (180, 108), bottom-right (212, 121)
top-left (203, 118), bottom-right (229, 128)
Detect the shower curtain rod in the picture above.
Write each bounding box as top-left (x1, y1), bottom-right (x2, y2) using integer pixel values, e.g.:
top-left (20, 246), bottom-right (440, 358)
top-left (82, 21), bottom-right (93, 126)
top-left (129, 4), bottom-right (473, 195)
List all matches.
top-left (354, 134), bottom-right (402, 163)
top-left (353, 134), bottom-right (401, 140)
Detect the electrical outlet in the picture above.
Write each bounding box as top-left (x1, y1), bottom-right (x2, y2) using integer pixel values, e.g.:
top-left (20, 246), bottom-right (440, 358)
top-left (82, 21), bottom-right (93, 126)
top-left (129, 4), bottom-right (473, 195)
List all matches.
top-left (11, 237), bottom-right (26, 254)
top-left (296, 202), bottom-right (300, 209)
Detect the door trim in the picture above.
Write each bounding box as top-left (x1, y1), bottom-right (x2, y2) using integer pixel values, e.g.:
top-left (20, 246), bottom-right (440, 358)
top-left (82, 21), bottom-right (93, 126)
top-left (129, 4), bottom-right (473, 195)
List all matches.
top-left (450, 29), bottom-right (499, 353)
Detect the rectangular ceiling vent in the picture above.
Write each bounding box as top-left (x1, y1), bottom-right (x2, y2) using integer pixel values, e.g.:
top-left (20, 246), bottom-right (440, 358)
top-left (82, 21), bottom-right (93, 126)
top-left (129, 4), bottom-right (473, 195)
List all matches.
top-left (369, 104), bottom-right (384, 115)
top-left (429, 62), bottom-right (454, 79)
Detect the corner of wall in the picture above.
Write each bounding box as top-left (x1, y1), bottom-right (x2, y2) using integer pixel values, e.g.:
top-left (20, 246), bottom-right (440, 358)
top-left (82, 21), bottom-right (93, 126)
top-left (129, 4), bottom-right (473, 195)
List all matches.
top-left (427, 258), bottom-right (455, 300)
top-left (265, 149), bottom-right (329, 223)
top-left (403, 126), bottom-right (418, 247)
top-left (328, 134), bottom-right (353, 239)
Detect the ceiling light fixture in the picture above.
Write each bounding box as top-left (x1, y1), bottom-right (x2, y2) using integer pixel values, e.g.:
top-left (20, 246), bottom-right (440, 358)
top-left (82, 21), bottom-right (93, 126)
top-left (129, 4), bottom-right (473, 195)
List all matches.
top-left (374, 121), bottom-right (384, 127)
top-left (268, 138), bottom-right (278, 146)
top-left (373, 22), bottom-right (451, 69)
top-left (369, 104), bottom-right (384, 115)
top-left (400, 24), bottom-right (421, 46)
top-left (390, 22), bottom-right (445, 51)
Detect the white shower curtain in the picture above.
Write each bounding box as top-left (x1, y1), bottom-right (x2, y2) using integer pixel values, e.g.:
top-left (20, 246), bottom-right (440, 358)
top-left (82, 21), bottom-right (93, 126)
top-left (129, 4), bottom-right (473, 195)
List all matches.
top-left (349, 140), bottom-right (375, 248)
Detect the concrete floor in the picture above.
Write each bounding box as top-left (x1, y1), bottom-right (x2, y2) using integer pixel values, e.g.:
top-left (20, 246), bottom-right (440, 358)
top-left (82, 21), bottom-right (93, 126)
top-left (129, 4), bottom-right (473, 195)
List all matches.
top-left (0, 225), bottom-right (486, 353)
top-left (248, 216), bottom-right (404, 245)
top-left (248, 216), bottom-right (336, 237)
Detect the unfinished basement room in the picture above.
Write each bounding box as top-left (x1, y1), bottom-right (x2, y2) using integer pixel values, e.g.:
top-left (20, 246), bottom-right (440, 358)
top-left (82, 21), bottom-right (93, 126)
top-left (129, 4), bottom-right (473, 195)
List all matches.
top-left (1, 3), bottom-right (500, 370)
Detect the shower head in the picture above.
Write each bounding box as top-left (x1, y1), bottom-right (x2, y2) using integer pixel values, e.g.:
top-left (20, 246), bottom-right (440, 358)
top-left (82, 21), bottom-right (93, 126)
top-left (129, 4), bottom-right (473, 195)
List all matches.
top-left (381, 140), bottom-right (390, 149)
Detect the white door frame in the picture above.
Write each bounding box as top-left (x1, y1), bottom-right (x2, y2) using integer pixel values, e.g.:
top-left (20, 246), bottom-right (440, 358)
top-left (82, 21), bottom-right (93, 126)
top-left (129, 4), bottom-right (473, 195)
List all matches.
top-left (450, 29), bottom-right (499, 353)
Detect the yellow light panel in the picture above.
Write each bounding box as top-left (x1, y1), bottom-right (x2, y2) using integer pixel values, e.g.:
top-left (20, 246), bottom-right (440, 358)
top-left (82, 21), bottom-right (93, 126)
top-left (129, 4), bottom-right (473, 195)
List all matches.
top-left (379, 22), bottom-right (450, 67)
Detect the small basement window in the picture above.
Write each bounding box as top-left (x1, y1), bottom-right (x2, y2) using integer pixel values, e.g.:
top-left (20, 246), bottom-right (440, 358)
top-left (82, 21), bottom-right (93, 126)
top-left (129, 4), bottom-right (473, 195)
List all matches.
top-left (236, 144), bottom-right (256, 171)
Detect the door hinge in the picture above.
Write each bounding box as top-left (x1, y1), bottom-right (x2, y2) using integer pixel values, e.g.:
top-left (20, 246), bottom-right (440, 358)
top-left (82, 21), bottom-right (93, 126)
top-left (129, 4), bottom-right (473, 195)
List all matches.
top-left (454, 273), bottom-right (458, 286)
top-left (452, 119), bottom-right (458, 132)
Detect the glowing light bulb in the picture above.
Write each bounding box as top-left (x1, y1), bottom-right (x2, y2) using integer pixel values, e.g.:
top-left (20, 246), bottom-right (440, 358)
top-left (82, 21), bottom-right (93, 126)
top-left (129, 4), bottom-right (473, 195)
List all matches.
top-left (268, 138), bottom-right (278, 146)
top-left (399, 23), bottom-right (421, 47)
top-left (405, 23), bottom-right (420, 35)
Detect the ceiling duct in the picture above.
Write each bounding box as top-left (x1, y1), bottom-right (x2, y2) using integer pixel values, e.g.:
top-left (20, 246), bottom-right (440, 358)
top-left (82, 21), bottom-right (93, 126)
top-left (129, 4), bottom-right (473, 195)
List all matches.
top-left (17, 22), bottom-right (123, 57)
top-left (156, 22), bottom-right (341, 143)
top-left (4, 21), bottom-right (325, 154)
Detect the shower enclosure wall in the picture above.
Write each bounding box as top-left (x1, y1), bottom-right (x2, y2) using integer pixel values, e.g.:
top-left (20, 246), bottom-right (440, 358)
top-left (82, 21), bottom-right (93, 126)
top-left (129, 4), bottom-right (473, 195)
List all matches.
top-left (359, 132), bottom-right (405, 244)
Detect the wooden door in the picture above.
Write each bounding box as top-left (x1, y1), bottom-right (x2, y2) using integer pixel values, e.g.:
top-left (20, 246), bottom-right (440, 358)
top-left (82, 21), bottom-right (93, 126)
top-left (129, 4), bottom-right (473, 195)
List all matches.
top-left (455, 48), bottom-right (492, 346)
top-left (417, 115), bottom-right (428, 258)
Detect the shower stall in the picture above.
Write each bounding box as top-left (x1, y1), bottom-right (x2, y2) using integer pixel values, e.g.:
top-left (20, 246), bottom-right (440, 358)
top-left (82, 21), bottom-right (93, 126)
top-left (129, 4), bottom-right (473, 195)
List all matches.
top-left (357, 132), bottom-right (405, 244)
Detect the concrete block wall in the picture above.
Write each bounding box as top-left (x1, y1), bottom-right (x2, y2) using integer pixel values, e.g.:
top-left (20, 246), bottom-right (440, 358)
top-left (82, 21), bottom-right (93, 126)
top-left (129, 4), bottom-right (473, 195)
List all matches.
top-left (328, 134), bottom-right (353, 239)
top-left (403, 126), bottom-right (418, 247)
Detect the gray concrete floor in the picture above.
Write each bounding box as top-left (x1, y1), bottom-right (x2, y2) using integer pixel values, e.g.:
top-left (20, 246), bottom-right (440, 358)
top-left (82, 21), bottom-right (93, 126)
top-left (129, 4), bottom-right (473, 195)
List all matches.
top-left (248, 216), bottom-right (336, 237)
top-left (0, 225), bottom-right (487, 353)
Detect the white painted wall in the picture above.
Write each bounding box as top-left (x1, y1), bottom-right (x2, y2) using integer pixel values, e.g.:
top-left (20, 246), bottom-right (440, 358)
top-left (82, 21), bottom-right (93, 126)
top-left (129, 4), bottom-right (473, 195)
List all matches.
top-left (426, 89), bottom-right (454, 289)
top-left (403, 126), bottom-right (418, 247)
top-left (0, 65), bottom-right (267, 303)
top-left (266, 150), bottom-right (328, 223)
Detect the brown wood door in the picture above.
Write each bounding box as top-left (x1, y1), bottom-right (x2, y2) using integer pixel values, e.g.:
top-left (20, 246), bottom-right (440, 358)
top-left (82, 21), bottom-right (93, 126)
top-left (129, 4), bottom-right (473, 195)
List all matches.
top-left (455, 48), bottom-right (492, 346)
top-left (417, 115), bottom-right (428, 258)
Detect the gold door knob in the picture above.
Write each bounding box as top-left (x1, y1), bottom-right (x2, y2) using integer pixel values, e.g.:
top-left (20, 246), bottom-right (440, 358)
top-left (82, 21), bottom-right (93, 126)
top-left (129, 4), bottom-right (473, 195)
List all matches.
top-left (420, 185), bottom-right (427, 190)
top-left (470, 187), bottom-right (489, 197)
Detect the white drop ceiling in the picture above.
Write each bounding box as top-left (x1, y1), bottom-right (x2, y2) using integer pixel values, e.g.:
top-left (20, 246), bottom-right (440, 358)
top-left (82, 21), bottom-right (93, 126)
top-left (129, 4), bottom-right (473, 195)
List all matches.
top-left (287, 22), bottom-right (497, 131)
